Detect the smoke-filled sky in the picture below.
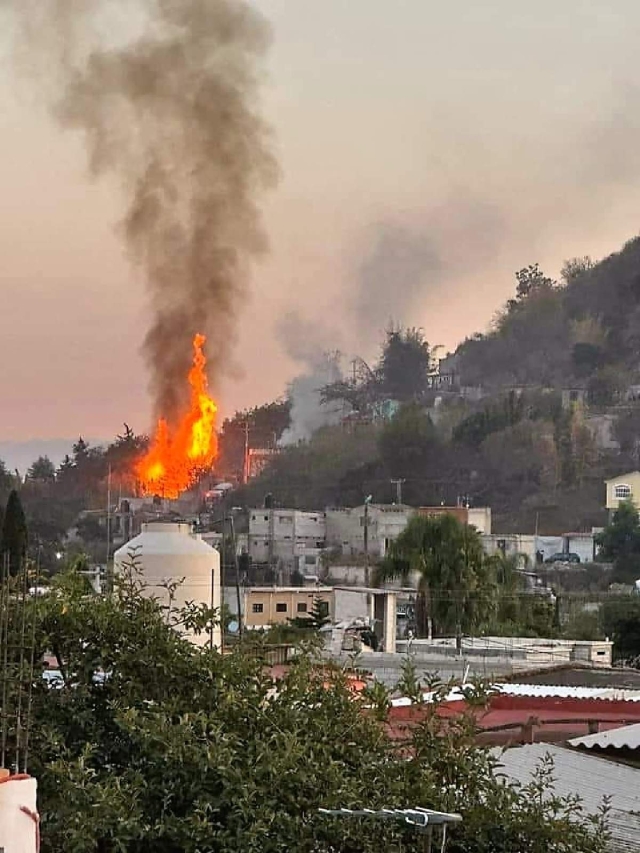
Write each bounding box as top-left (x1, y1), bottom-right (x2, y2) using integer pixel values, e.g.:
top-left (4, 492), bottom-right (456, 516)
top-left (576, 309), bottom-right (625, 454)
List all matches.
top-left (2, 0), bottom-right (640, 445)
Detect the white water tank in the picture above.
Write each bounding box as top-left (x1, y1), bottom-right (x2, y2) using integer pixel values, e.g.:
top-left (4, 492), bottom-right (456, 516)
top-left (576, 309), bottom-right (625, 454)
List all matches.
top-left (0, 774), bottom-right (38, 853)
top-left (113, 522), bottom-right (221, 648)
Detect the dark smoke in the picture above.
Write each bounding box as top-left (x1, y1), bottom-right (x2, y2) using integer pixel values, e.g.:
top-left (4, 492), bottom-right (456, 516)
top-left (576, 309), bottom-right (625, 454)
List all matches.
top-left (8, 0), bottom-right (277, 420)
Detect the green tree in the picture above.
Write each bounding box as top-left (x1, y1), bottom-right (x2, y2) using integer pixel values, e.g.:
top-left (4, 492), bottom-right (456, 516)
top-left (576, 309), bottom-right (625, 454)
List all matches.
top-left (0, 458), bottom-right (15, 491)
top-left (377, 514), bottom-right (497, 649)
top-left (601, 597), bottom-right (640, 663)
top-left (379, 403), bottom-right (437, 480)
top-left (595, 500), bottom-right (640, 582)
top-left (1, 489), bottom-right (28, 577)
top-left (514, 263), bottom-right (556, 301)
top-left (27, 455), bottom-right (56, 482)
top-left (378, 327), bottom-right (434, 401)
top-left (2, 567), bottom-right (606, 853)
top-left (289, 596), bottom-right (330, 630)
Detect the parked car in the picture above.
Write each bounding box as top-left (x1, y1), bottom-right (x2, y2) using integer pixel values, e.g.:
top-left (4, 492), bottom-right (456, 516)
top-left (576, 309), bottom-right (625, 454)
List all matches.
top-left (545, 552), bottom-right (581, 564)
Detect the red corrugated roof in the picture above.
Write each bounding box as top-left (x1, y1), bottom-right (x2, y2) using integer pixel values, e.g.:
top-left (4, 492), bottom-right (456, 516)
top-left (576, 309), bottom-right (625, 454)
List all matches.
top-left (387, 694), bottom-right (640, 746)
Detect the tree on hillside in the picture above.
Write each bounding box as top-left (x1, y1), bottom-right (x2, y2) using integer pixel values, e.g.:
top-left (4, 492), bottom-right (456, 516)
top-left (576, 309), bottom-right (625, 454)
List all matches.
top-left (514, 263), bottom-right (556, 302)
top-left (2, 567), bottom-right (606, 853)
top-left (453, 392), bottom-right (526, 449)
top-left (379, 403), bottom-right (438, 481)
top-left (378, 327), bottom-right (434, 401)
top-left (377, 514), bottom-right (496, 649)
top-left (1, 489), bottom-right (28, 577)
top-left (0, 458), bottom-right (15, 490)
top-left (561, 256), bottom-right (594, 284)
top-left (27, 455), bottom-right (56, 483)
top-left (218, 400), bottom-right (291, 481)
top-left (596, 500), bottom-right (640, 583)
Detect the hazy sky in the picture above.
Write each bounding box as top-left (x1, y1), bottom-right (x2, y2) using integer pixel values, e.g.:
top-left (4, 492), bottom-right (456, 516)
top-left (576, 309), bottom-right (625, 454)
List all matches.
top-left (2, 0), bottom-right (640, 444)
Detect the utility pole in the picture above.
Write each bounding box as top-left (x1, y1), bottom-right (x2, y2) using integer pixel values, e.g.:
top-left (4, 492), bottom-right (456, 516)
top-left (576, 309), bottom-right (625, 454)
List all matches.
top-left (363, 494), bottom-right (372, 587)
top-left (106, 464), bottom-right (112, 584)
top-left (390, 478), bottom-right (405, 505)
top-left (230, 512), bottom-right (244, 639)
top-left (242, 421), bottom-right (250, 485)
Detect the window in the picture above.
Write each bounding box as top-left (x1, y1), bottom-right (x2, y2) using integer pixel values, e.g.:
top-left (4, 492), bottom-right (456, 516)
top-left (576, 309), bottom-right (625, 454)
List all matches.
top-left (252, 603), bottom-right (264, 614)
top-left (276, 602), bottom-right (287, 613)
top-left (251, 514), bottom-right (256, 521)
top-left (264, 515), bottom-right (269, 521)
top-left (297, 602), bottom-right (307, 613)
top-left (615, 484), bottom-right (631, 499)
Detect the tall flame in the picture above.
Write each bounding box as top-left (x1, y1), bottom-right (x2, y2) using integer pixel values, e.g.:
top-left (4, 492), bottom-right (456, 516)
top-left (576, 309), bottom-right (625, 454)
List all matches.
top-left (137, 333), bottom-right (218, 498)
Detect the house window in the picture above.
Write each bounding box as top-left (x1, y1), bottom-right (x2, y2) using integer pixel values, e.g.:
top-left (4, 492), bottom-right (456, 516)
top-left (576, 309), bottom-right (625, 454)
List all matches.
top-left (252, 603), bottom-right (264, 614)
top-left (614, 484), bottom-right (632, 499)
top-left (276, 602), bottom-right (287, 613)
top-left (315, 600), bottom-right (329, 618)
top-left (297, 602), bottom-right (307, 613)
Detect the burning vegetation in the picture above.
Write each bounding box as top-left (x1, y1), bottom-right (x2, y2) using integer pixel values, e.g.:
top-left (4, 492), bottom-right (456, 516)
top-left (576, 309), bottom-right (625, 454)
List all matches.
top-left (137, 334), bottom-right (218, 498)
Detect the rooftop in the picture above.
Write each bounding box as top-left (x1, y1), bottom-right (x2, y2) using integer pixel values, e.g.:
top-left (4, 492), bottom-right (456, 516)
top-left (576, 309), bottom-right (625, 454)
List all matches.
top-left (493, 742), bottom-right (640, 852)
top-left (506, 664), bottom-right (640, 691)
top-left (570, 723), bottom-right (640, 751)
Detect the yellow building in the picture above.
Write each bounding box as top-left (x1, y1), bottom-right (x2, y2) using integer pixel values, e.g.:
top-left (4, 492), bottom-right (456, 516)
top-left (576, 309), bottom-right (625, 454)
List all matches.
top-left (605, 470), bottom-right (640, 511)
top-left (243, 586), bottom-right (334, 629)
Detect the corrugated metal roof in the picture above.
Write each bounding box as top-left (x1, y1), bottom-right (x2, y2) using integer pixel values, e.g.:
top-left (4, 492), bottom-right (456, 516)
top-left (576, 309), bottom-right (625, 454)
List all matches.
top-left (390, 683), bottom-right (640, 707)
top-left (570, 723), bottom-right (640, 751)
top-left (493, 742), bottom-right (640, 852)
top-left (497, 684), bottom-right (640, 700)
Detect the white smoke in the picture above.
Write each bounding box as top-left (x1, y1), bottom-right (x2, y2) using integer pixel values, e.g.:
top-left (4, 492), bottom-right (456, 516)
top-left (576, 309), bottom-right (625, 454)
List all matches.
top-left (277, 312), bottom-right (344, 445)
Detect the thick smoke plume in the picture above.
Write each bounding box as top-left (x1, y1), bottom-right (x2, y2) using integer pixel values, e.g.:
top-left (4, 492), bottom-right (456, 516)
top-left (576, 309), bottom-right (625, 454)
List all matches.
top-left (8, 0), bottom-right (277, 421)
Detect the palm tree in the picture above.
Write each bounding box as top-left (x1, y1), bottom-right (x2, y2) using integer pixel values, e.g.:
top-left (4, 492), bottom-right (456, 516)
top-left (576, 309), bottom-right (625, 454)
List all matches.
top-left (375, 514), bottom-right (496, 649)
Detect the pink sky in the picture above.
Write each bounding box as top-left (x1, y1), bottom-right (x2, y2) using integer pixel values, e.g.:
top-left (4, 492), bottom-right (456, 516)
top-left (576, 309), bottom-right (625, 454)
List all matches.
top-left (2, 0), bottom-right (640, 443)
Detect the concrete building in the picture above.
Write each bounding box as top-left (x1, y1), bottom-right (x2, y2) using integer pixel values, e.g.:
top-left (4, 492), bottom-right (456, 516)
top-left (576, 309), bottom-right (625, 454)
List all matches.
top-left (248, 509), bottom-right (326, 575)
top-left (326, 504), bottom-right (413, 559)
top-left (326, 503), bottom-right (493, 563)
top-left (605, 471), bottom-right (640, 512)
top-left (418, 506), bottom-right (492, 534)
top-left (481, 534), bottom-right (537, 565)
top-left (242, 586), bottom-right (334, 629)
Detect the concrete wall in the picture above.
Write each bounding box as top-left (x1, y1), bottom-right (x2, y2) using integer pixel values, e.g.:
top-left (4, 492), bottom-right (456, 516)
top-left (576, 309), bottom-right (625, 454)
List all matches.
top-left (482, 534), bottom-right (537, 564)
top-left (326, 505), bottom-right (413, 558)
top-left (243, 586), bottom-right (334, 629)
top-left (248, 510), bottom-right (327, 567)
top-left (333, 588), bottom-right (370, 623)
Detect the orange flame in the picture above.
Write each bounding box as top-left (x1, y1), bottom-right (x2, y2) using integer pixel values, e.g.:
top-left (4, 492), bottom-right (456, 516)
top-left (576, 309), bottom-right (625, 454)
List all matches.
top-left (137, 333), bottom-right (218, 498)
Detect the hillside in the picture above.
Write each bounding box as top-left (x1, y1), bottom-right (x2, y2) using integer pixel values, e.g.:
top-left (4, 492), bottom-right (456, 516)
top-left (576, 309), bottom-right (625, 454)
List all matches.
top-left (456, 239), bottom-right (640, 395)
top-left (234, 236), bottom-right (640, 534)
